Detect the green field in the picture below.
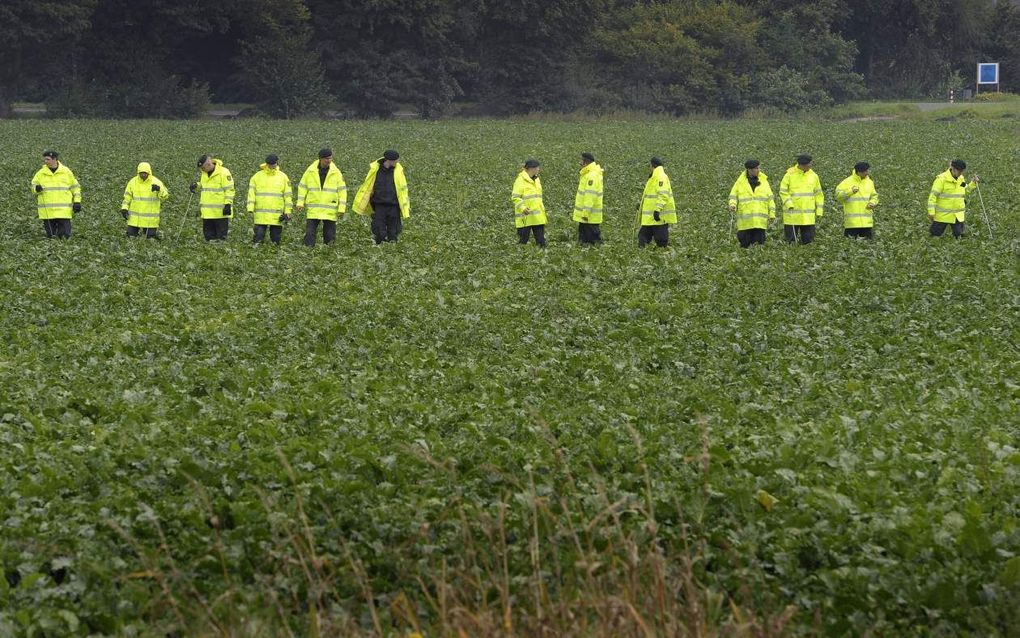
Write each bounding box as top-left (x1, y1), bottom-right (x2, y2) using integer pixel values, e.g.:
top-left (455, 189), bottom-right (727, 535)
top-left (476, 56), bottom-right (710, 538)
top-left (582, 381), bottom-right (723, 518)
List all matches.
top-left (1, 119), bottom-right (1018, 637)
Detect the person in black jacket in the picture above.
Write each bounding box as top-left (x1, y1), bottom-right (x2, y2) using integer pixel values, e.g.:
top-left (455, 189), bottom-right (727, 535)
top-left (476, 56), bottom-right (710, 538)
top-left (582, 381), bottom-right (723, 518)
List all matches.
top-left (371, 150), bottom-right (402, 244)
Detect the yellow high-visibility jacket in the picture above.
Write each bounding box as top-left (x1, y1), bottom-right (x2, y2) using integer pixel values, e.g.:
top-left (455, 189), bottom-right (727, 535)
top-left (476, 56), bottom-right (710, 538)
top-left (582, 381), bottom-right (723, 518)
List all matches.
top-left (779, 165), bottom-right (824, 225)
top-left (511, 171), bottom-right (547, 228)
top-left (573, 162), bottom-right (604, 224)
top-left (727, 171), bottom-right (775, 231)
top-left (195, 159), bottom-right (235, 219)
top-left (246, 163), bottom-right (293, 226)
top-left (353, 160), bottom-right (410, 218)
top-left (639, 166), bottom-right (676, 226)
top-left (297, 161), bottom-right (347, 221)
top-left (121, 162), bottom-right (169, 228)
top-left (835, 173), bottom-right (879, 229)
top-left (31, 162), bottom-right (81, 220)
top-left (927, 169), bottom-right (975, 223)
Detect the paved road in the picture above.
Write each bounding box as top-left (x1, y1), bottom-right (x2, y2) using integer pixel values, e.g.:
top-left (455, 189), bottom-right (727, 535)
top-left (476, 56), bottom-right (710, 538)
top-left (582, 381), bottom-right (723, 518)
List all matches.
top-left (915, 102), bottom-right (999, 111)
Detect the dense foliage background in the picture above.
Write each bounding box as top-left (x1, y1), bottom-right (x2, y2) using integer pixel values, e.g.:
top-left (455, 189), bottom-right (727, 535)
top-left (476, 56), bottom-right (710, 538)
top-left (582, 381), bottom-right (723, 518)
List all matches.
top-left (1, 0), bottom-right (1018, 117)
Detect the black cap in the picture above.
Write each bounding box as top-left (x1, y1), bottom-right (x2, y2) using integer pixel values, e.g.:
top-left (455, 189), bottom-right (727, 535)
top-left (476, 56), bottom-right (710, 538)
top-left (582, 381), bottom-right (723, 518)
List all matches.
top-left (951, 159), bottom-right (966, 170)
top-left (265, 154), bottom-right (279, 165)
top-left (854, 161), bottom-right (870, 173)
top-left (197, 154), bottom-right (211, 167)
top-left (797, 154), bottom-right (812, 165)
top-left (42, 149), bottom-right (59, 159)
top-left (383, 149), bottom-right (400, 161)
top-left (650, 157), bottom-right (663, 168)
top-left (581, 152), bottom-right (595, 163)
top-left (523, 158), bottom-right (540, 169)
top-left (744, 159), bottom-right (760, 169)
top-left (318, 148), bottom-right (333, 158)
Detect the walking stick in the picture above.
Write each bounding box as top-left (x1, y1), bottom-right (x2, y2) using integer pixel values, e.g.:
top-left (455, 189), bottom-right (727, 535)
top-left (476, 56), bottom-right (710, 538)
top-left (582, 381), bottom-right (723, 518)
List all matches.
top-left (174, 172), bottom-right (200, 241)
top-left (976, 181), bottom-right (993, 240)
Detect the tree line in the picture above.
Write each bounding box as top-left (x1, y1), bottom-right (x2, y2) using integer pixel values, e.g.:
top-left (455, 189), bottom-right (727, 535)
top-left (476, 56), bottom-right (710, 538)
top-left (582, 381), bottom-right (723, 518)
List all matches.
top-left (2, 0), bottom-right (1017, 119)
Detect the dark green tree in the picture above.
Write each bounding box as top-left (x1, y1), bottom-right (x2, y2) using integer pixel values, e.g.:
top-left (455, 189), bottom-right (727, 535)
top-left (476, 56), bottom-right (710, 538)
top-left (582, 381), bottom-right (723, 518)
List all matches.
top-left (745, 0), bottom-right (864, 106)
top-left (585, 1), bottom-right (761, 115)
top-left (305, 0), bottom-right (472, 117)
top-left (984, 1), bottom-right (1020, 93)
top-left (233, 0), bottom-right (332, 118)
top-left (47, 0), bottom-right (230, 117)
top-left (836, 0), bottom-right (997, 97)
top-left (0, 0), bottom-right (96, 117)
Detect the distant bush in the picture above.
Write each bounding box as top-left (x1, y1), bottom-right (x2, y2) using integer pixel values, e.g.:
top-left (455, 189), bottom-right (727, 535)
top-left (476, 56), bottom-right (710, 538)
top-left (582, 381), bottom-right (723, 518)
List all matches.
top-left (752, 66), bottom-right (833, 113)
top-left (49, 77), bottom-right (210, 119)
top-left (973, 91), bottom-right (1019, 102)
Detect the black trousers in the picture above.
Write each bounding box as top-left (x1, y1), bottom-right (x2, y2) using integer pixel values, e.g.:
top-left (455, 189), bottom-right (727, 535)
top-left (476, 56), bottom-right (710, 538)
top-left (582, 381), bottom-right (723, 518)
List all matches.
top-left (371, 204), bottom-right (402, 243)
top-left (638, 224), bottom-right (668, 248)
top-left (42, 219), bottom-right (72, 239)
top-left (253, 224), bottom-right (283, 245)
top-left (203, 218), bottom-right (230, 241)
top-left (737, 228), bottom-right (766, 248)
top-left (578, 222), bottom-right (602, 245)
top-left (304, 219), bottom-right (337, 246)
top-left (127, 226), bottom-right (159, 239)
top-left (517, 224), bottom-right (546, 247)
top-left (783, 224), bottom-right (816, 244)
top-left (844, 227), bottom-right (873, 239)
top-left (930, 220), bottom-right (965, 238)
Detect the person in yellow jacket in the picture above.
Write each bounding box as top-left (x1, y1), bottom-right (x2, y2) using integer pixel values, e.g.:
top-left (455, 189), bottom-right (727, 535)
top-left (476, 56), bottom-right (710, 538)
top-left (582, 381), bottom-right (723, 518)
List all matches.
top-left (353, 149), bottom-right (409, 244)
top-left (638, 157), bottom-right (676, 248)
top-left (246, 154), bottom-right (293, 245)
top-left (928, 159), bottom-right (979, 238)
top-left (189, 154), bottom-right (235, 241)
top-left (31, 150), bottom-right (81, 239)
top-left (120, 162), bottom-right (169, 239)
top-left (727, 159), bottom-right (775, 248)
top-left (573, 152), bottom-right (604, 245)
top-left (297, 148), bottom-right (347, 247)
top-left (834, 161), bottom-right (879, 239)
top-left (779, 154), bottom-right (824, 244)
top-left (511, 159), bottom-right (547, 247)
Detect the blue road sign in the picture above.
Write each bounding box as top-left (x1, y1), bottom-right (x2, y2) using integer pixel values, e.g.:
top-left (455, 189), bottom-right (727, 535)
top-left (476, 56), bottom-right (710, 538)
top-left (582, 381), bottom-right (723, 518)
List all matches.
top-left (978, 63), bottom-right (999, 84)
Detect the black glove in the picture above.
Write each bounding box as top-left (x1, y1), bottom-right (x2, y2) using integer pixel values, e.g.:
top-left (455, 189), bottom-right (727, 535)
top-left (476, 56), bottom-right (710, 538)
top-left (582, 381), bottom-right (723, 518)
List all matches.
top-left (151, 184), bottom-right (160, 192)
top-left (189, 182), bottom-right (198, 193)
top-left (653, 211), bottom-right (661, 221)
top-left (72, 203), bottom-right (82, 214)
top-left (279, 213), bottom-right (291, 224)
top-left (120, 209), bottom-right (129, 220)
top-left (223, 204), bottom-right (231, 216)
top-left (35, 185), bottom-right (43, 193)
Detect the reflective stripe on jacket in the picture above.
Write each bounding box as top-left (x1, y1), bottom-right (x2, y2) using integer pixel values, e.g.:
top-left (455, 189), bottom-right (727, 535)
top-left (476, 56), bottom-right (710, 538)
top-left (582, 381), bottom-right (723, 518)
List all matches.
top-left (639, 166), bottom-right (676, 226)
top-left (779, 165), bottom-right (824, 225)
top-left (727, 171), bottom-right (775, 231)
top-left (511, 171), bottom-right (547, 228)
top-left (835, 173), bottom-right (879, 229)
top-left (31, 162), bottom-right (81, 220)
top-left (122, 169), bottom-right (169, 229)
top-left (297, 161), bottom-right (347, 221)
top-left (573, 163), bottom-right (604, 224)
top-left (927, 169), bottom-right (974, 223)
top-left (353, 160), bottom-right (410, 218)
top-left (246, 164), bottom-right (293, 226)
top-left (195, 159), bottom-right (235, 219)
